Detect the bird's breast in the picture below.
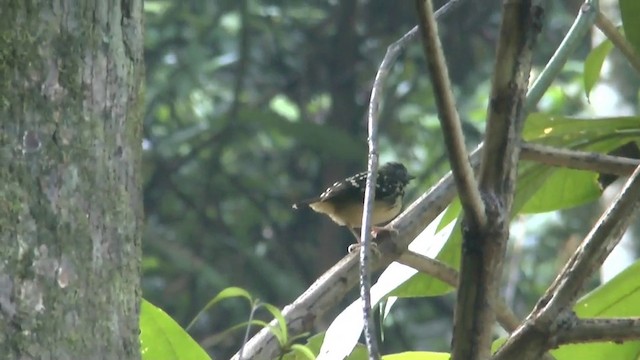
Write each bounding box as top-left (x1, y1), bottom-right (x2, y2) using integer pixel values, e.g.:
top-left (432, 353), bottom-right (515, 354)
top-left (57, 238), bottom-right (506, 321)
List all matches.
top-left (321, 196), bottom-right (402, 228)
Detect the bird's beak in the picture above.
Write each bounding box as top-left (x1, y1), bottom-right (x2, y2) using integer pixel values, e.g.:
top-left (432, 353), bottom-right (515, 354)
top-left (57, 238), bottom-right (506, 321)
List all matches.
top-left (408, 174), bottom-right (416, 181)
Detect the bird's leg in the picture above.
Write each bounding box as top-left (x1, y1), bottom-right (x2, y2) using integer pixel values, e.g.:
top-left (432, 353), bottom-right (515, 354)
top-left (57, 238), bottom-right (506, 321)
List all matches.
top-left (348, 227), bottom-right (361, 242)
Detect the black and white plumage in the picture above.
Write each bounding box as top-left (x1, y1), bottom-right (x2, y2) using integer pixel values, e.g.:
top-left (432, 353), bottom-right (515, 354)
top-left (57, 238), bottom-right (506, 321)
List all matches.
top-left (293, 162), bottom-right (414, 229)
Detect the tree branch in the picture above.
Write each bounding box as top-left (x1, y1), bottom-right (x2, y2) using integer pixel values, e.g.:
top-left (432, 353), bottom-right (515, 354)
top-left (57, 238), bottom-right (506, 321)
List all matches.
top-left (555, 317), bottom-right (640, 345)
top-left (452, 1), bottom-right (542, 359)
top-left (414, 0), bottom-right (486, 230)
top-left (398, 251), bottom-right (521, 331)
top-left (595, 11), bottom-right (640, 75)
top-left (494, 163), bottom-right (640, 359)
top-left (521, 142), bottom-right (640, 176)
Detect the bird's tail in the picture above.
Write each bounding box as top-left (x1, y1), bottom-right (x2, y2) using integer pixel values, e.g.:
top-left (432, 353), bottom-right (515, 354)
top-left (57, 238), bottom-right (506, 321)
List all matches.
top-left (292, 201), bottom-right (309, 210)
top-left (292, 197), bottom-right (320, 210)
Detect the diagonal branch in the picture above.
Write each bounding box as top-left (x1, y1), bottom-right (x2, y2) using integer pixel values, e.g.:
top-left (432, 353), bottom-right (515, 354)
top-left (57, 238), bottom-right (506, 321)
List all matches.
top-left (595, 11), bottom-right (640, 75)
top-left (414, 0), bottom-right (486, 230)
top-left (397, 251), bottom-right (521, 331)
top-left (494, 163), bottom-right (640, 360)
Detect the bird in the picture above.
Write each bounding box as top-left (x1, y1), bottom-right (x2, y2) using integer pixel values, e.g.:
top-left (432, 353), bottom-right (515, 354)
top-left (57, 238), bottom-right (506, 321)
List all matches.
top-left (293, 162), bottom-right (414, 240)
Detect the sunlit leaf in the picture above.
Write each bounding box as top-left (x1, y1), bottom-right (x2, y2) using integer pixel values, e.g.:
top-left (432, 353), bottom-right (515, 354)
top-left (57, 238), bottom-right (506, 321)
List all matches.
top-left (575, 259), bottom-right (640, 317)
top-left (288, 344), bottom-right (317, 360)
top-left (140, 299), bottom-right (211, 360)
top-left (523, 114), bottom-right (640, 144)
top-left (261, 303), bottom-right (289, 346)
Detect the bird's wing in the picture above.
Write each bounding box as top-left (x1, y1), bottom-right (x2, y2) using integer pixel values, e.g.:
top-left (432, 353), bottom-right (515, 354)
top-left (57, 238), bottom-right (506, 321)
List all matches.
top-left (292, 171), bottom-right (367, 209)
top-left (374, 172), bottom-right (401, 200)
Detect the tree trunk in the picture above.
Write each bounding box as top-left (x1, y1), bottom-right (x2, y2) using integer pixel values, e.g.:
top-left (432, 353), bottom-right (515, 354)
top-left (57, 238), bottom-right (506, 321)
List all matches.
top-left (0, 1), bottom-right (144, 358)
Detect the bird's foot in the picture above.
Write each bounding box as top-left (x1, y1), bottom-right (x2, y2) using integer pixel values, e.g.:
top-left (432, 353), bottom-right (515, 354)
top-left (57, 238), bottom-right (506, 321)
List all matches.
top-left (371, 225), bottom-right (399, 239)
top-left (348, 241), bottom-right (381, 257)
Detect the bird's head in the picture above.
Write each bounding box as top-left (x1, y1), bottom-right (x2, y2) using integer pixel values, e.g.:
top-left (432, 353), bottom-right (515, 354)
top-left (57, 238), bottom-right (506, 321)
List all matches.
top-left (379, 162), bottom-right (414, 186)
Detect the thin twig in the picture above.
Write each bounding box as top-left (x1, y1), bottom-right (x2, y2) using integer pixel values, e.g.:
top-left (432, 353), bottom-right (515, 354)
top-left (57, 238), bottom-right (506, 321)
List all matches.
top-left (359, 1), bottom-right (465, 357)
top-left (360, 159), bottom-right (380, 360)
top-left (595, 11), bottom-right (640, 75)
top-left (238, 301), bottom-right (258, 360)
top-left (495, 162), bottom-right (640, 360)
top-left (414, 0), bottom-right (486, 230)
top-left (397, 251), bottom-right (521, 331)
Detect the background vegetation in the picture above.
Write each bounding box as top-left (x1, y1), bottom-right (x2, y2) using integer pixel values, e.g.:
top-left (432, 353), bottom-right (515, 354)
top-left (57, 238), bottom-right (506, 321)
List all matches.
top-left (140, 0), bottom-right (639, 359)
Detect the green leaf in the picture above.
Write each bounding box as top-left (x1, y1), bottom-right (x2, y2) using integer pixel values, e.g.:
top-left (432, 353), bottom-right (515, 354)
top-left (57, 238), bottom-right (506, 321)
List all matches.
top-left (520, 169), bottom-right (600, 213)
top-left (260, 303), bottom-right (289, 346)
top-left (140, 299), bottom-right (211, 360)
top-left (583, 39), bottom-right (614, 100)
top-left (389, 271), bottom-right (453, 298)
top-left (552, 259), bottom-right (640, 359)
top-left (382, 351), bottom-right (451, 360)
top-left (288, 344), bottom-right (317, 360)
top-left (186, 287), bottom-right (253, 331)
top-left (522, 114), bottom-right (640, 145)
top-left (281, 333), bottom-right (368, 360)
top-left (575, 259), bottom-right (640, 317)
top-left (493, 260), bottom-right (640, 359)
top-left (620, 0), bottom-right (640, 54)
top-left (282, 333), bottom-right (324, 359)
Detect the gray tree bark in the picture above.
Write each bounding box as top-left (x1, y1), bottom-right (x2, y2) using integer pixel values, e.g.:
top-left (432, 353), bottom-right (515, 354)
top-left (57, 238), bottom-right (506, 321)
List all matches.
top-left (0, 1), bottom-right (144, 359)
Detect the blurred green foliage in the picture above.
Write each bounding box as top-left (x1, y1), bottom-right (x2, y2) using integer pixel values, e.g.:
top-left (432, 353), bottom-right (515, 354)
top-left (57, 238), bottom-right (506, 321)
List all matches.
top-left (141, 0), bottom-right (639, 358)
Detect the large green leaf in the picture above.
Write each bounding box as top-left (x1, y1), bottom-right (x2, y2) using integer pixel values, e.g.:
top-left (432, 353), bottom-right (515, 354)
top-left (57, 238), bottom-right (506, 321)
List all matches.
top-left (620, 0), bottom-right (640, 54)
top-left (389, 264), bottom-right (454, 298)
top-left (520, 169), bottom-right (600, 213)
top-left (523, 114), bottom-right (640, 145)
top-left (140, 299), bottom-right (211, 360)
top-left (575, 259), bottom-right (640, 317)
